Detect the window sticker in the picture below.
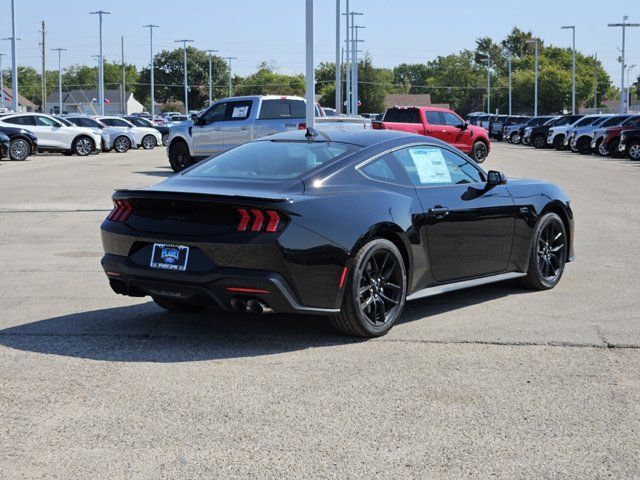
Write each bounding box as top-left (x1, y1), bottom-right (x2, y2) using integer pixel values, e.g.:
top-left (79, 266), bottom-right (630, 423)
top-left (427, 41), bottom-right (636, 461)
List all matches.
top-left (409, 148), bottom-right (452, 184)
top-left (231, 105), bottom-right (249, 118)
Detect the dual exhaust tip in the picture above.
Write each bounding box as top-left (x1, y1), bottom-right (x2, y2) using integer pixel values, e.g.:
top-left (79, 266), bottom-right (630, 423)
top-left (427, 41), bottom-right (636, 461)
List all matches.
top-left (230, 297), bottom-right (273, 314)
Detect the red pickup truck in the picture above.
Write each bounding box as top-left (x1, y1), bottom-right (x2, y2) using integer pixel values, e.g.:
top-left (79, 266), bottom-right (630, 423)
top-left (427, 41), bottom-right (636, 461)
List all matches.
top-left (372, 106), bottom-right (490, 163)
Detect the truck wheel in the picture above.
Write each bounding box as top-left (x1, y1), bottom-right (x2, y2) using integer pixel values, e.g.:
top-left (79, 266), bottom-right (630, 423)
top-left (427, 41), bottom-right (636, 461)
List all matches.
top-left (577, 137), bottom-right (592, 155)
top-left (532, 134), bottom-right (546, 149)
top-left (510, 132), bottom-right (521, 144)
top-left (627, 140), bottom-right (640, 161)
top-left (470, 141), bottom-right (488, 163)
top-left (552, 135), bottom-right (565, 150)
top-left (168, 140), bottom-right (193, 172)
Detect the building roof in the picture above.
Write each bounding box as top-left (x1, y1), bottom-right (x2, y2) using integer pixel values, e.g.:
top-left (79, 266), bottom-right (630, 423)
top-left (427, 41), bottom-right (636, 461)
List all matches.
top-left (46, 89), bottom-right (130, 105)
top-left (1, 87), bottom-right (37, 108)
top-left (384, 93), bottom-right (449, 110)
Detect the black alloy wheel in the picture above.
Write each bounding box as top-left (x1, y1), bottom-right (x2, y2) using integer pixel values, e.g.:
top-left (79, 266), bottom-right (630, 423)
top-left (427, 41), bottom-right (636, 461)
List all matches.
top-left (168, 141), bottom-right (194, 172)
top-left (520, 213), bottom-right (567, 290)
top-left (532, 134), bottom-right (546, 149)
top-left (162, 133), bottom-right (169, 146)
top-left (331, 239), bottom-right (406, 337)
top-left (510, 132), bottom-right (521, 144)
top-left (577, 137), bottom-right (592, 155)
top-left (9, 138), bottom-right (30, 161)
top-left (471, 141), bottom-right (488, 163)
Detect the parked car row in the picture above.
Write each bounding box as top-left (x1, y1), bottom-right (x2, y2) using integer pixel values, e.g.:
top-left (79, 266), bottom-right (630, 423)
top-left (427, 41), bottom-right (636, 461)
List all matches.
top-left (501, 112), bottom-right (640, 160)
top-left (0, 112), bottom-right (164, 162)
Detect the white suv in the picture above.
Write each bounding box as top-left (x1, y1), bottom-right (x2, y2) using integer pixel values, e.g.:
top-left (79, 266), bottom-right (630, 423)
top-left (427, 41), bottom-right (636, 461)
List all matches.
top-left (0, 113), bottom-right (102, 156)
top-left (98, 117), bottom-right (162, 150)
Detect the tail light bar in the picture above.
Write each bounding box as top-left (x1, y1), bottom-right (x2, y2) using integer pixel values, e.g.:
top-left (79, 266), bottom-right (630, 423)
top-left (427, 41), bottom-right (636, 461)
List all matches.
top-left (107, 199), bottom-right (133, 222)
top-left (371, 121), bottom-right (385, 130)
top-left (235, 208), bottom-right (285, 233)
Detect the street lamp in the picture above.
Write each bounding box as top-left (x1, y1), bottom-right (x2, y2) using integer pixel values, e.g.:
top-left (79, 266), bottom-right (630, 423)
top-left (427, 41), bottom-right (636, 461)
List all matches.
top-left (335, 0), bottom-right (341, 114)
top-left (561, 26), bottom-right (576, 114)
top-left (143, 25), bottom-right (159, 118)
top-left (51, 48), bottom-right (67, 115)
top-left (90, 10), bottom-right (111, 116)
top-left (205, 49), bottom-right (219, 106)
top-left (477, 54), bottom-right (491, 114)
top-left (224, 56), bottom-right (238, 97)
top-left (352, 24), bottom-right (364, 115)
top-left (505, 50), bottom-right (513, 115)
top-left (627, 64), bottom-right (636, 111)
top-left (9, 0), bottom-right (18, 111)
top-left (526, 39), bottom-right (539, 116)
top-left (608, 16), bottom-right (640, 113)
top-left (175, 39), bottom-right (194, 113)
top-left (305, 0), bottom-right (315, 128)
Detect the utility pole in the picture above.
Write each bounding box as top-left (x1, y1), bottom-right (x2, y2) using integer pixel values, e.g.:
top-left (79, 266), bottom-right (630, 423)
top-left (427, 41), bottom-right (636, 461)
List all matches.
top-left (121, 36), bottom-right (125, 114)
top-left (51, 48), bottom-right (66, 114)
top-left (627, 65), bottom-right (636, 111)
top-left (349, 12), bottom-right (363, 116)
top-left (90, 10), bottom-right (111, 116)
top-left (10, 0), bottom-right (18, 111)
top-left (305, 0), bottom-right (315, 128)
top-left (40, 21), bottom-right (46, 113)
top-left (608, 16), bottom-right (640, 113)
top-left (224, 56), bottom-right (237, 97)
top-left (526, 39), bottom-right (539, 115)
top-left (205, 49), bottom-right (219, 106)
top-left (594, 53), bottom-right (598, 110)
top-left (352, 24), bottom-right (364, 115)
top-left (335, 0), bottom-right (341, 114)
top-left (143, 24), bottom-right (158, 118)
top-left (175, 39), bottom-right (194, 112)
top-left (486, 57), bottom-right (491, 114)
top-left (0, 53), bottom-right (4, 110)
top-left (561, 26), bottom-right (576, 114)
top-left (507, 52), bottom-right (512, 115)
top-left (343, 0), bottom-right (350, 115)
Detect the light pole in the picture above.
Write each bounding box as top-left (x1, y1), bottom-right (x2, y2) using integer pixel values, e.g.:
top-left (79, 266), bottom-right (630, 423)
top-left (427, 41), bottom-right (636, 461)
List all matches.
top-left (224, 56), bottom-right (237, 97)
top-left (352, 25), bottom-right (364, 115)
top-left (561, 26), bottom-right (576, 114)
top-left (349, 12), bottom-right (363, 116)
top-left (143, 25), bottom-right (159, 118)
top-left (90, 10), bottom-right (111, 116)
top-left (526, 39), bottom-right (539, 116)
top-left (51, 48), bottom-right (67, 114)
top-left (175, 39), bottom-right (194, 113)
top-left (507, 51), bottom-right (512, 115)
top-left (0, 53), bottom-right (5, 110)
top-left (305, 0), bottom-right (315, 128)
top-left (335, 0), bottom-right (341, 114)
top-left (343, 0), bottom-right (350, 115)
top-left (627, 64), bottom-right (636, 111)
top-left (10, 0), bottom-right (18, 112)
top-left (477, 54), bottom-right (491, 114)
top-left (608, 16), bottom-right (640, 113)
top-left (205, 49), bottom-right (219, 106)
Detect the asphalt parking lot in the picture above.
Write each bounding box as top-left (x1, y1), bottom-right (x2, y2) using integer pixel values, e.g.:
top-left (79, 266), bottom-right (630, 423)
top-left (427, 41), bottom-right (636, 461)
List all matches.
top-left (1, 144), bottom-right (639, 479)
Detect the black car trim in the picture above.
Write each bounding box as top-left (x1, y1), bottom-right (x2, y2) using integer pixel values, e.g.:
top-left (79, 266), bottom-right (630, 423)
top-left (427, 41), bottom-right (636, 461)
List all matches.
top-left (406, 272), bottom-right (526, 301)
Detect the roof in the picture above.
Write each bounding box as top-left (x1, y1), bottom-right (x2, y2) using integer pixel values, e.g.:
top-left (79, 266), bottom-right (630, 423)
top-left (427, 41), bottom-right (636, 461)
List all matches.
top-left (1, 87), bottom-right (37, 108)
top-left (46, 89), bottom-right (130, 104)
top-left (384, 93), bottom-right (450, 110)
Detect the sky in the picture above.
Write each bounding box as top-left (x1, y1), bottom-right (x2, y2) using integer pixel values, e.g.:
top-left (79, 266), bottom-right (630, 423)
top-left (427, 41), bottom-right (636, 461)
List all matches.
top-left (0, 0), bottom-right (638, 88)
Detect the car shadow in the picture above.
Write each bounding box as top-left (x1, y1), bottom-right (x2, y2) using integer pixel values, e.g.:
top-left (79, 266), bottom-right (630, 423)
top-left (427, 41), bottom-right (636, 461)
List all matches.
top-left (134, 170), bottom-right (174, 177)
top-left (0, 282), bottom-right (528, 363)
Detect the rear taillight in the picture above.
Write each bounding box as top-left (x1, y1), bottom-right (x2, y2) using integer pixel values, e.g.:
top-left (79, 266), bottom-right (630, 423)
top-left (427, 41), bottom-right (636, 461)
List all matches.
top-left (107, 199), bottom-right (133, 222)
top-left (236, 208), bottom-right (284, 233)
top-left (371, 121), bottom-right (385, 130)
top-left (297, 122), bottom-right (307, 130)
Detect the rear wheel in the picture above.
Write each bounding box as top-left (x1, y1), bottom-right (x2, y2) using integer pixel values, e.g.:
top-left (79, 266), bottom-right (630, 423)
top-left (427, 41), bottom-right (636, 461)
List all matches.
top-left (113, 135), bottom-right (131, 153)
top-left (577, 137), bottom-right (592, 155)
top-left (597, 139), bottom-right (609, 157)
top-left (510, 132), bottom-right (521, 144)
top-left (73, 136), bottom-right (94, 156)
top-left (152, 296), bottom-right (207, 313)
top-left (330, 239), bottom-right (407, 338)
top-left (552, 135), bottom-right (565, 150)
top-left (470, 141), bottom-right (488, 163)
top-left (520, 213), bottom-right (567, 290)
top-left (161, 133), bottom-right (169, 146)
top-left (142, 134), bottom-right (157, 150)
top-left (168, 140), bottom-right (193, 172)
top-left (628, 140), bottom-right (640, 161)
top-left (9, 138), bottom-right (30, 161)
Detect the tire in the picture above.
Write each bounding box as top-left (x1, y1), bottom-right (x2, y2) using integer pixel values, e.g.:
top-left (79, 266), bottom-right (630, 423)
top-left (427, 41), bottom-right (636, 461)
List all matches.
top-left (520, 212), bottom-right (567, 290)
top-left (596, 139), bottom-right (609, 157)
top-left (510, 132), bottom-right (521, 144)
top-left (113, 135), bottom-right (131, 153)
top-left (73, 136), bottom-right (94, 156)
top-left (152, 296), bottom-right (207, 313)
top-left (577, 137), bottom-right (592, 155)
top-left (627, 140), bottom-right (640, 161)
top-left (470, 141), bottom-right (488, 163)
top-left (9, 138), bottom-right (30, 161)
top-left (168, 140), bottom-right (194, 172)
top-left (552, 135), bottom-right (565, 150)
top-left (532, 134), bottom-right (546, 149)
top-left (161, 133), bottom-right (169, 146)
top-left (608, 138), bottom-right (621, 158)
top-left (330, 239), bottom-right (407, 338)
top-left (142, 134), bottom-right (157, 150)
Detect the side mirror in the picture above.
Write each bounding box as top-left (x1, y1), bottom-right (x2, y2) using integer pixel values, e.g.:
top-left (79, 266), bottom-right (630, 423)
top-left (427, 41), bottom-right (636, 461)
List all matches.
top-left (487, 170), bottom-right (507, 185)
top-left (190, 113), bottom-right (200, 125)
top-left (456, 122), bottom-right (468, 130)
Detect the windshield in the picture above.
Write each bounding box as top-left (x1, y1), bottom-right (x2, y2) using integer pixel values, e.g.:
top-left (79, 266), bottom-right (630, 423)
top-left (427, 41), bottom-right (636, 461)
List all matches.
top-left (128, 117), bottom-right (153, 127)
top-left (592, 116), bottom-right (612, 127)
top-left (186, 140), bottom-right (358, 181)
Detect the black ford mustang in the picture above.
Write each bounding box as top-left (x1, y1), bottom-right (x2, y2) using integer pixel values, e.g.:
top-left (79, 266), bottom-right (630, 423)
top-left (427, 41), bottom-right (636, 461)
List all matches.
top-left (101, 129), bottom-right (574, 337)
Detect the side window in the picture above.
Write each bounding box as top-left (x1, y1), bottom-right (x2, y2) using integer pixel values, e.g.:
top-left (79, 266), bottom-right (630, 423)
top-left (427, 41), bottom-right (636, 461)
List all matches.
top-left (225, 100), bottom-right (252, 121)
top-left (3, 116), bottom-right (35, 126)
top-left (360, 153), bottom-right (412, 186)
top-left (425, 111), bottom-right (444, 125)
top-left (443, 112), bottom-right (463, 127)
top-left (394, 146), bottom-right (483, 187)
top-left (202, 102), bottom-right (227, 124)
top-left (100, 119), bottom-right (115, 127)
top-left (35, 116), bottom-right (61, 127)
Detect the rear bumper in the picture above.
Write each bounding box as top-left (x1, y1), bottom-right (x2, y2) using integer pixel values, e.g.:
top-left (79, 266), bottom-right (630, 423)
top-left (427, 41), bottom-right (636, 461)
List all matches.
top-left (101, 253), bottom-right (339, 315)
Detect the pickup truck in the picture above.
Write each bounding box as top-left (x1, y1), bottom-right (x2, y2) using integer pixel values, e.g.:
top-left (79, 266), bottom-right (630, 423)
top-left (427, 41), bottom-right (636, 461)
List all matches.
top-left (372, 106), bottom-right (490, 163)
top-left (166, 95), bottom-right (369, 172)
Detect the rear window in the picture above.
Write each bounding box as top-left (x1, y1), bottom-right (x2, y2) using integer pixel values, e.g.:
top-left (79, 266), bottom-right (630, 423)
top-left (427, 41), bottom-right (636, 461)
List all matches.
top-left (259, 99), bottom-right (305, 119)
top-left (383, 108), bottom-right (420, 123)
top-left (186, 140), bottom-right (357, 180)
top-left (2, 116), bottom-right (35, 126)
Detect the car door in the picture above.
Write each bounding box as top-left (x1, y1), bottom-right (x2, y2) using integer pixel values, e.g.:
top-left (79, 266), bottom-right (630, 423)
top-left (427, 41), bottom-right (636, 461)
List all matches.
top-left (393, 145), bottom-right (516, 282)
top-left (33, 115), bottom-right (66, 149)
top-left (215, 100), bottom-right (253, 149)
top-left (422, 111), bottom-right (450, 144)
top-left (442, 111), bottom-right (473, 151)
top-left (192, 101), bottom-right (228, 155)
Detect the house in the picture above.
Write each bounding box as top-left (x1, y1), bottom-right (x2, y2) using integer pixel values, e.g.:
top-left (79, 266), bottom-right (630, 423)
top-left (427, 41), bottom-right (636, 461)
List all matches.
top-left (383, 93), bottom-right (450, 110)
top-left (44, 89), bottom-right (144, 116)
top-left (0, 86), bottom-right (38, 113)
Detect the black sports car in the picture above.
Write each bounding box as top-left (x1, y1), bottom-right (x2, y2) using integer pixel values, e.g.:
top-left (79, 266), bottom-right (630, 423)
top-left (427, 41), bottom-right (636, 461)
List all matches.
top-left (101, 129), bottom-right (575, 337)
top-left (0, 125), bottom-right (38, 161)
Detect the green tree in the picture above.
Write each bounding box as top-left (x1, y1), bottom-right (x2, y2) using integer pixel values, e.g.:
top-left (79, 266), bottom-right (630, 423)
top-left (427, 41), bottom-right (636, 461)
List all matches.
top-left (234, 62), bottom-right (305, 96)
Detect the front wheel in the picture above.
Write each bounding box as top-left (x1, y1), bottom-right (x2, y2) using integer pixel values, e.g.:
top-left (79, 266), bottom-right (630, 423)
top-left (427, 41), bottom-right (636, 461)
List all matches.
top-left (330, 239), bottom-right (407, 338)
top-left (577, 137), bottom-right (592, 155)
top-left (532, 134), bottom-right (546, 149)
top-left (552, 135), bottom-right (565, 150)
top-left (142, 134), bottom-right (157, 150)
top-left (113, 135), bottom-right (131, 153)
top-left (510, 132), bottom-right (521, 144)
top-left (9, 138), bottom-right (30, 161)
top-left (152, 296), bottom-right (207, 313)
top-left (73, 136), bottom-right (94, 156)
top-left (597, 139), bottom-right (609, 157)
top-left (470, 141), bottom-right (488, 163)
top-left (628, 140), bottom-right (640, 161)
top-left (520, 213), bottom-right (567, 290)
top-left (168, 141), bottom-right (194, 172)
top-left (161, 133), bottom-right (169, 146)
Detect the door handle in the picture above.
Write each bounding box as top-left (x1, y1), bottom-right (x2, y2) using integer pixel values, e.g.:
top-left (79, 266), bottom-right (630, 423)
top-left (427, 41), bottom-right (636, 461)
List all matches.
top-left (428, 206), bottom-right (450, 219)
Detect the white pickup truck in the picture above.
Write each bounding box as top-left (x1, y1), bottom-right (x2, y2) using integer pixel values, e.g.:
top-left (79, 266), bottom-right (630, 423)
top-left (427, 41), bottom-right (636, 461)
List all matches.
top-left (166, 95), bottom-right (370, 172)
